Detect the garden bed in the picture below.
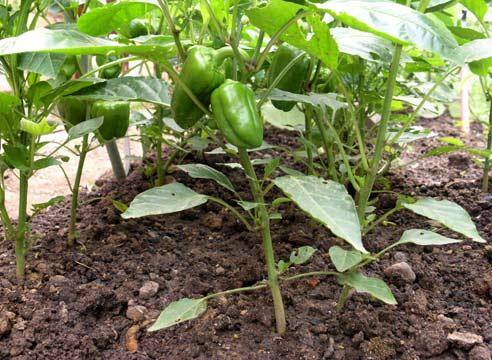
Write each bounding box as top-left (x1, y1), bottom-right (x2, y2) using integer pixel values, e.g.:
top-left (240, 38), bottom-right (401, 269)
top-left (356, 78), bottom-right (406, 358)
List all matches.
top-left (0, 118), bottom-right (491, 360)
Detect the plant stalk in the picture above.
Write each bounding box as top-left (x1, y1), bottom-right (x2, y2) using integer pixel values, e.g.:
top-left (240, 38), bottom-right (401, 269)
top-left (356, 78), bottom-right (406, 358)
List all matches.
top-left (68, 134), bottom-right (89, 247)
top-left (482, 96), bottom-right (492, 192)
top-left (105, 139), bottom-right (126, 181)
top-left (357, 44), bottom-right (403, 225)
top-left (16, 172), bottom-right (29, 278)
top-left (238, 148), bottom-right (286, 334)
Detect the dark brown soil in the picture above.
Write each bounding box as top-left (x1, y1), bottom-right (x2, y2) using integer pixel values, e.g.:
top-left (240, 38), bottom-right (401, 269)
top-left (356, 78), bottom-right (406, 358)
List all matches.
top-left (0, 116), bottom-right (491, 359)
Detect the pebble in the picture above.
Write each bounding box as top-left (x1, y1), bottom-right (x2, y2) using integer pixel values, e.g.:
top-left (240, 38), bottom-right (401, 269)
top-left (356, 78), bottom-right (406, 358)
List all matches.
top-left (462, 245), bottom-right (472, 251)
top-left (0, 313), bottom-right (12, 336)
top-left (49, 275), bottom-right (68, 285)
top-left (384, 262), bottom-right (416, 284)
top-left (478, 194), bottom-right (492, 210)
top-left (126, 305), bottom-right (147, 322)
top-left (139, 281), bottom-right (159, 300)
top-left (447, 331), bottom-right (483, 350)
top-left (469, 346), bottom-right (491, 360)
top-left (393, 251), bottom-right (409, 262)
top-left (215, 266), bottom-right (226, 275)
top-left (484, 245), bottom-right (492, 261)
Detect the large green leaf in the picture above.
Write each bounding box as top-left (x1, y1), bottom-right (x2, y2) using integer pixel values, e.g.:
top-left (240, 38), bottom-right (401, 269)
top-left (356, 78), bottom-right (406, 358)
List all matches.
top-left (274, 176), bottom-right (366, 253)
top-left (403, 198), bottom-right (485, 243)
top-left (68, 117), bottom-right (104, 139)
top-left (18, 52), bottom-right (66, 78)
top-left (0, 29), bottom-right (175, 59)
top-left (246, 0), bottom-right (338, 68)
top-left (396, 229), bottom-right (462, 246)
top-left (78, 0), bottom-right (159, 36)
top-left (312, 0), bottom-right (459, 60)
top-left (148, 298), bottom-right (207, 331)
top-left (329, 246), bottom-right (363, 272)
top-left (69, 77), bottom-right (171, 106)
top-left (454, 38), bottom-right (492, 75)
top-left (176, 164), bottom-right (236, 193)
top-left (460, 0), bottom-right (487, 21)
top-left (331, 27), bottom-right (396, 63)
top-left (424, 0), bottom-right (458, 12)
top-left (122, 182), bottom-right (209, 219)
top-left (265, 89), bottom-right (347, 112)
top-left (338, 272), bottom-right (397, 305)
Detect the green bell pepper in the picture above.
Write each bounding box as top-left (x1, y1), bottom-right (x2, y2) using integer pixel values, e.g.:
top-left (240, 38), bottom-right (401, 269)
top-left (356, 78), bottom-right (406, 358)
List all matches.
top-left (211, 80), bottom-right (263, 149)
top-left (267, 44), bottom-right (310, 112)
top-left (96, 54), bottom-right (121, 79)
top-left (171, 46), bottom-right (237, 129)
top-left (91, 101), bottom-right (130, 141)
top-left (59, 56), bottom-right (79, 79)
top-left (128, 19), bottom-right (149, 38)
top-left (57, 97), bottom-right (87, 128)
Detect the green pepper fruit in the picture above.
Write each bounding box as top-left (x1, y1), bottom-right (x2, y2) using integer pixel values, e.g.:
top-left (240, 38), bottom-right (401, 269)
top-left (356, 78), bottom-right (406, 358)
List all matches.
top-left (267, 44), bottom-right (310, 112)
top-left (211, 80), bottom-right (263, 149)
top-left (57, 97), bottom-right (87, 129)
top-left (128, 18), bottom-right (149, 38)
top-left (171, 46), bottom-right (237, 129)
top-left (96, 54), bottom-right (121, 79)
top-left (59, 56), bottom-right (78, 79)
top-left (91, 101), bottom-right (130, 141)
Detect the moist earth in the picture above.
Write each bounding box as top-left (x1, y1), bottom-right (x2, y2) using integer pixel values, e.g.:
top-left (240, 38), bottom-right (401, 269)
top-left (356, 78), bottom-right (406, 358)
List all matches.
top-left (0, 116), bottom-right (491, 359)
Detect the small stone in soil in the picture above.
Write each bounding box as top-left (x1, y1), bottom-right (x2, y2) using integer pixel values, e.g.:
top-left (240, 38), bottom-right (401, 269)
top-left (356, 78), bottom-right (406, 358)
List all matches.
top-left (139, 281), bottom-right (159, 300)
top-left (126, 305), bottom-right (147, 322)
top-left (469, 345), bottom-right (492, 360)
top-left (0, 313), bottom-right (12, 336)
top-left (447, 331), bottom-right (483, 350)
top-left (393, 251), bottom-right (409, 262)
top-left (384, 262), bottom-right (416, 284)
top-left (201, 212), bottom-right (223, 230)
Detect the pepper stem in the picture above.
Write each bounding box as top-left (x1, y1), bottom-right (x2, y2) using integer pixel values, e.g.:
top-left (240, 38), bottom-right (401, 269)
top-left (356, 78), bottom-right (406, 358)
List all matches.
top-left (105, 139), bottom-right (126, 181)
top-left (238, 147), bottom-right (287, 334)
top-left (215, 46), bottom-right (250, 66)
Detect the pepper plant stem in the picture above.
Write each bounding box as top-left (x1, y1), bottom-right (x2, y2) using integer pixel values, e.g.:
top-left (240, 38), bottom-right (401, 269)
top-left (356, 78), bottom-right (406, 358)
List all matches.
top-left (482, 96), bottom-right (492, 192)
top-left (238, 148), bottom-right (286, 334)
top-left (357, 44), bottom-right (403, 225)
top-left (68, 134), bottom-right (89, 247)
top-left (105, 139), bottom-right (126, 181)
top-left (16, 172), bottom-right (28, 279)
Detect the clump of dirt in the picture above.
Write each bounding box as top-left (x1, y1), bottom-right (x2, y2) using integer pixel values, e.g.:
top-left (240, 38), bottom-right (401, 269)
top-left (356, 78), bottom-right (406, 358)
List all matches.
top-left (0, 117), bottom-right (490, 359)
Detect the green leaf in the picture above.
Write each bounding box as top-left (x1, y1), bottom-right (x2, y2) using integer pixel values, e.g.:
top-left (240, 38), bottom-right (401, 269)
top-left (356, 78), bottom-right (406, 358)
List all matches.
top-left (396, 229), bottom-right (462, 246)
top-left (312, 0), bottom-right (459, 61)
top-left (70, 76), bottom-right (171, 106)
top-left (338, 272), bottom-right (397, 305)
top-left (176, 164), bottom-right (235, 193)
top-left (31, 195), bottom-right (65, 215)
top-left (329, 246), bottom-right (363, 272)
top-left (122, 183), bottom-right (209, 219)
top-left (331, 27), bottom-right (397, 63)
top-left (148, 298), bottom-right (207, 332)
top-left (261, 102), bottom-right (305, 130)
top-left (266, 89), bottom-right (347, 112)
top-left (0, 29), bottom-right (175, 59)
top-left (236, 200), bottom-right (260, 211)
top-left (20, 118), bottom-right (56, 136)
top-left (455, 39), bottom-right (492, 65)
top-left (68, 117), bottom-right (104, 139)
top-left (289, 246), bottom-right (317, 265)
top-left (78, 0), bottom-right (159, 36)
top-left (274, 176), bottom-right (366, 253)
top-left (403, 198), bottom-right (485, 243)
top-left (424, 0), bottom-right (458, 12)
top-left (18, 52), bottom-right (67, 78)
top-left (246, 0), bottom-right (338, 68)
top-left (460, 0), bottom-right (487, 21)
top-left (111, 199), bottom-right (128, 213)
top-left (33, 157), bottom-right (60, 170)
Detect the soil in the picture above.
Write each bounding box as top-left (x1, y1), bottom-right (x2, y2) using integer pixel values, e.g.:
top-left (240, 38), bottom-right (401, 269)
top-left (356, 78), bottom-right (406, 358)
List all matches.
top-left (0, 116), bottom-right (491, 360)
